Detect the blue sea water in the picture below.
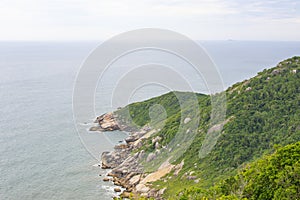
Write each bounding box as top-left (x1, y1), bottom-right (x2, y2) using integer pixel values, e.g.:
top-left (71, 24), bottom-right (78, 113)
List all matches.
top-left (0, 41), bottom-right (299, 200)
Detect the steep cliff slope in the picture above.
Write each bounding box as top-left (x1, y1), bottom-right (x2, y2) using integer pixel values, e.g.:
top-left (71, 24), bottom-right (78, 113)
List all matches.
top-left (98, 56), bottom-right (300, 199)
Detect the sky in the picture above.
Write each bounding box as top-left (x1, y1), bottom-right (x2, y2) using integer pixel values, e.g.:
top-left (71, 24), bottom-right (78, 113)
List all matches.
top-left (0, 0), bottom-right (300, 41)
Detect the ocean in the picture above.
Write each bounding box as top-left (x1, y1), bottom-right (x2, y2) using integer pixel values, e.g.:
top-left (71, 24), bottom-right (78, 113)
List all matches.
top-left (0, 41), bottom-right (299, 200)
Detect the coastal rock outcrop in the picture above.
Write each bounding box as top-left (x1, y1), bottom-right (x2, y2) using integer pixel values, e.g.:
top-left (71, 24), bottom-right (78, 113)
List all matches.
top-left (101, 144), bottom-right (132, 169)
top-left (95, 118), bottom-right (166, 199)
top-left (90, 112), bottom-right (120, 131)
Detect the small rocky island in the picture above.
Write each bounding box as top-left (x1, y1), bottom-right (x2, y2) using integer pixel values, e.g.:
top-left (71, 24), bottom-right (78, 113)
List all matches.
top-left (90, 112), bottom-right (176, 199)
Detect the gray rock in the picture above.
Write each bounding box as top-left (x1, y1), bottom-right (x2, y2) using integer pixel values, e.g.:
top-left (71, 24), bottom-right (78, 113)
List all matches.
top-left (158, 188), bottom-right (166, 195)
top-left (187, 176), bottom-right (197, 180)
top-left (136, 184), bottom-right (150, 193)
top-left (155, 142), bottom-right (160, 149)
top-left (129, 174), bottom-right (141, 185)
top-left (146, 153), bottom-right (156, 162)
top-left (152, 136), bottom-right (162, 144)
top-left (184, 117), bottom-right (191, 124)
top-left (138, 150), bottom-right (145, 160)
top-left (125, 136), bottom-right (137, 143)
top-left (245, 87), bottom-right (252, 91)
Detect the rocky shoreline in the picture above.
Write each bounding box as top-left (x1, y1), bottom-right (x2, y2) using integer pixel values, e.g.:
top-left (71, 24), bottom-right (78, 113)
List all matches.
top-left (90, 112), bottom-right (166, 199)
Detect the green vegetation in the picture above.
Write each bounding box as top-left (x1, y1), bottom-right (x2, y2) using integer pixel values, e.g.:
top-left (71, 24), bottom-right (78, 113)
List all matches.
top-left (179, 142), bottom-right (300, 200)
top-left (115, 56), bottom-right (300, 199)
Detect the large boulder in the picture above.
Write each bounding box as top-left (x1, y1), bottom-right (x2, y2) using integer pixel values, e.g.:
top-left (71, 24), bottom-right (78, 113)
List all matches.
top-left (146, 152), bottom-right (156, 162)
top-left (94, 112), bottom-right (120, 131)
top-left (129, 174), bottom-right (141, 186)
top-left (135, 184), bottom-right (150, 193)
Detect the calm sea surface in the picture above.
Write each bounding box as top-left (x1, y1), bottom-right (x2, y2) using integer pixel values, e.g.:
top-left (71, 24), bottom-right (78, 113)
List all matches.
top-left (0, 41), bottom-right (299, 200)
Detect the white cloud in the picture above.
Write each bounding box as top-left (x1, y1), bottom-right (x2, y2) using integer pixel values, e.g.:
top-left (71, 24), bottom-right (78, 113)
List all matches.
top-left (82, 0), bottom-right (237, 16)
top-left (0, 0), bottom-right (299, 40)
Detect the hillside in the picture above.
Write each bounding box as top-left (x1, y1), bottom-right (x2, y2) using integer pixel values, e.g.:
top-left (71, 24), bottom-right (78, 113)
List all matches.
top-left (179, 141), bottom-right (300, 200)
top-left (100, 56), bottom-right (300, 199)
